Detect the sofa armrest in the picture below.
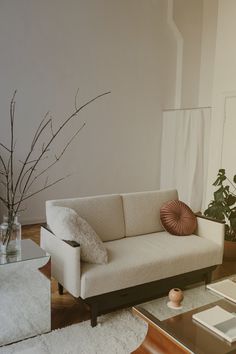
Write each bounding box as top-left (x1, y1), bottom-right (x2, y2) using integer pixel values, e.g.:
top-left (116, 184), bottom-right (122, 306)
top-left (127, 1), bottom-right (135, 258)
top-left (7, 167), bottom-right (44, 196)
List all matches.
top-left (195, 215), bottom-right (225, 249)
top-left (40, 225), bottom-right (81, 298)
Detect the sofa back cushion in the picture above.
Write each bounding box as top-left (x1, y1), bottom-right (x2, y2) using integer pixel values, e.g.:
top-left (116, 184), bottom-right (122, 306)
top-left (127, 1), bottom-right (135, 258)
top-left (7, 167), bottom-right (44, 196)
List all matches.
top-left (121, 189), bottom-right (178, 237)
top-left (46, 194), bottom-right (125, 242)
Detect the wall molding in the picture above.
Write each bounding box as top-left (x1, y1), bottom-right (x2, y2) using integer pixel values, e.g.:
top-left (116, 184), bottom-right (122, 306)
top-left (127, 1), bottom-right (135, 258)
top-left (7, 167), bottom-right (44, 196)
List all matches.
top-left (167, 0), bottom-right (183, 109)
top-left (21, 216), bottom-right (46, 226)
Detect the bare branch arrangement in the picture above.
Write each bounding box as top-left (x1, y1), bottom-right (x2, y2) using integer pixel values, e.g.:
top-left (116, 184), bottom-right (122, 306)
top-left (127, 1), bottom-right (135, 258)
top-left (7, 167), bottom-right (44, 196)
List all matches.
top-left (0, 90), bottom-right (110, 248)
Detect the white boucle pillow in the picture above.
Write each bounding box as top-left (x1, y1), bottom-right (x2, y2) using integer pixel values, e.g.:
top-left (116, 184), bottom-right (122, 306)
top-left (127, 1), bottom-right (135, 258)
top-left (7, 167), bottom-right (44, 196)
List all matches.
top-left (47, 206), bottom-right (108, 264)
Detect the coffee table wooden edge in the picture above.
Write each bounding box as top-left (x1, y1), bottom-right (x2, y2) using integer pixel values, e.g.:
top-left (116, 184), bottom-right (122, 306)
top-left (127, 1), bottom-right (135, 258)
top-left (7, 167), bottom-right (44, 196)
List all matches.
top-left (132, 306), bottom-right (191, 354)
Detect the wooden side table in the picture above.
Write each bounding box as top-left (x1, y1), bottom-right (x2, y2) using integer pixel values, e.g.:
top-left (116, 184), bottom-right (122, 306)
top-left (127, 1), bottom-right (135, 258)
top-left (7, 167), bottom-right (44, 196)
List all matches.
top-left (0, 239), bottom-right (51, 346)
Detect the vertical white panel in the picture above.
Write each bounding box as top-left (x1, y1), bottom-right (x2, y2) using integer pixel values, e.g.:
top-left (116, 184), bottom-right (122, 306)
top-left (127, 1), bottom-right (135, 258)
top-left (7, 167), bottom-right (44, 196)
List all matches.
top-left (221, 96), bottom-right (236, 181)
top-left (160, 108), bottom-right (211, 212)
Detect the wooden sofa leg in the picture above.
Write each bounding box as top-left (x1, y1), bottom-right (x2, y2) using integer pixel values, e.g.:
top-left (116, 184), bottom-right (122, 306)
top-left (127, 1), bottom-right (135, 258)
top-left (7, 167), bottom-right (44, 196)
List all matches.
top-left (204, 271), bottom-right (212, 284)
top-left (58, 282), bottom-right (64, 295)
top-left (91, 304), bottom-right (98, 327)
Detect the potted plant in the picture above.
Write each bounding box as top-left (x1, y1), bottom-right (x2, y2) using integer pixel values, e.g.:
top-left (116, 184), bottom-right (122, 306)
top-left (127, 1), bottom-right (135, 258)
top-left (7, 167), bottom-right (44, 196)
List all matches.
top-left (204, 168), bottom-right (236, 260)
top-left (0, 90), bottom-right (110, 255)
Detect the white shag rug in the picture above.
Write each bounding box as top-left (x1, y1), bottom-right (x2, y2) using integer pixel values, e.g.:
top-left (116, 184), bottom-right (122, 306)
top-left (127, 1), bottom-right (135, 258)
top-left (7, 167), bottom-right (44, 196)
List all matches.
top-left (0, 310), bottom-right (147, 354)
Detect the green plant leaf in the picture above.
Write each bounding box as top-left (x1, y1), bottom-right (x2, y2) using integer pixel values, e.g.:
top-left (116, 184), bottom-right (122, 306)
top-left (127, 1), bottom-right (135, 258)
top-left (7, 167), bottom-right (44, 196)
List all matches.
top-left (213, 177), bottom-right (221, 186)
top-left (227, 194), bottom-right (236, 206)
top-left (224, 185), bottom-right (230, 193)
top-left (225, 225), bottom-right (231, 240)
top-left (234, 175), bottom-right (236, 184)
top-left (214, 186), bottom-right (225, 202)
top-left (225, 224), bottom-right (230, 232)
top-left (229, 211), bottom-right (236, 231)
top-left (223, 208), bottom-right (230, 218)
top-left (204, 203), bottom-right (226, 221)
top-left (213, 175), bottom-right (226, 186)
top-left (230, 218), bottom-right (236, 231)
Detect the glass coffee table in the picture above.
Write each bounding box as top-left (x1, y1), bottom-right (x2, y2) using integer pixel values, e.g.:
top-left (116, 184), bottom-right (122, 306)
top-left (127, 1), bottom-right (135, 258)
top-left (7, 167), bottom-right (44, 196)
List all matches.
top-left (133, 277), bottom-right (236, 354)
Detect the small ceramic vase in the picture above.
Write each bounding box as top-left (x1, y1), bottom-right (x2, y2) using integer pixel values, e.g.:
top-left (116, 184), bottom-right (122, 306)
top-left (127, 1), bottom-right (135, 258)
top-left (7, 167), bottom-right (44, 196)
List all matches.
top-left (167, 288), bottom-right (184, 309)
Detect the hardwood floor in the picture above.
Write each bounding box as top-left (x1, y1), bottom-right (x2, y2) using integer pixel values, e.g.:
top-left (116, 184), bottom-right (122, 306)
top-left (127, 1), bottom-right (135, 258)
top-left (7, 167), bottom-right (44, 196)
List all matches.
top-left (22, 224), bottom-right (236, 330)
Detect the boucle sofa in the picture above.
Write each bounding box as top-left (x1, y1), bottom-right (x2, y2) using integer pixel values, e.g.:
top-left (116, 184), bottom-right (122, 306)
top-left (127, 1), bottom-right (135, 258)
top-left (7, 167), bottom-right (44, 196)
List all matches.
top-left (40, 189), bottom-right (224, 326)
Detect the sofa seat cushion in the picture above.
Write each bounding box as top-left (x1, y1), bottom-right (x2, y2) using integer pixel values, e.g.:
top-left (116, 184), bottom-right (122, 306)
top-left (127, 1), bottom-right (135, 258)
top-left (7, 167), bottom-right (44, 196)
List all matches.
top-left (80, 232), bottom-right (222, 298)
top-left (122, 189), bottom-right (178, 237)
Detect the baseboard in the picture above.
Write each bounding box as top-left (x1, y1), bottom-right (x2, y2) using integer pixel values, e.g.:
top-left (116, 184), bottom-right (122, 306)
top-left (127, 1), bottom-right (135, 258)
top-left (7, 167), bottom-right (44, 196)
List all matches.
top-left (21, 216), bottom-right (46, 226)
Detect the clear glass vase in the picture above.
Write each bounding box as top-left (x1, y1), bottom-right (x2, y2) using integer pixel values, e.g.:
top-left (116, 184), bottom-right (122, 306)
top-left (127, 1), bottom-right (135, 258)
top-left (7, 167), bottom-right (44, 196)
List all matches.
top-left (0, 215), bottom-right (21, 255)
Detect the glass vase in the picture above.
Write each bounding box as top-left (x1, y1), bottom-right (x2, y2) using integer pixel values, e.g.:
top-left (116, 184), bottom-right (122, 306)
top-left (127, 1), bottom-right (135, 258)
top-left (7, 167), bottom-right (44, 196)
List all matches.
top-left (0, 215), bottom-right (21, 255)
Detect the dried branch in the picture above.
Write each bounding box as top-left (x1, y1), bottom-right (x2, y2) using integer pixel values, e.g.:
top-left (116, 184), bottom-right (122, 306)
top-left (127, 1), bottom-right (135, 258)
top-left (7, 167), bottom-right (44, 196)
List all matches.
top-left (19, 156), bottom-right (48, 165)
top-left (44, 176), bottom-right (49, 188)
top-left (31, 117), bottom-right (52, 150)
top-left (16, 91), bottom-right (110, 212)
top-left (13, 116), bottom-right (52, 202)
top-left (0, 89), bottom-right (111, 221)
top-left (25, 122), bottom-right (86, 194)
top-left (50, 118), bottom-right (54, 136)
top-left (6, 157), bottom-right (11, 209)
top-left (19, 165), bottom-right (36, 194)
top-left (31, 111), bottom-right (50, 149)
top-left (16, 208), bottom-right (26, 214)
top-left (9, 91), bottom-right (17, 208)
top-left (14, 175), bottom-right (70, 207)
top-left (0, 143), bottom-right (11, 153)
top-left (74, 88), bottom-right (80, 111)
top-left (0, 195), bottom-right (8, 207)
top-left (0, 180), bottom-right (7, 187)
top-left (0, 155), bottom-right (7, 172)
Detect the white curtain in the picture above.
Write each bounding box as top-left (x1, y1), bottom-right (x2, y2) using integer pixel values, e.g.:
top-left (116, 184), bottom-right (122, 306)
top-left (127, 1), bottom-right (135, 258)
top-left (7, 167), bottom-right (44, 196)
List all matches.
top-left (160, 108), bottom-right (211, 212)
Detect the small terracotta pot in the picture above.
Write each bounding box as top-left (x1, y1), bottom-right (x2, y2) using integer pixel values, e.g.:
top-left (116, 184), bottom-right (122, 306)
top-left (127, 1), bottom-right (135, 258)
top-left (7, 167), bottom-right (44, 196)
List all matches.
top-left (224, 240), bottom-right (236, 261)
top-left (168, 288), bottom-right (184, 308)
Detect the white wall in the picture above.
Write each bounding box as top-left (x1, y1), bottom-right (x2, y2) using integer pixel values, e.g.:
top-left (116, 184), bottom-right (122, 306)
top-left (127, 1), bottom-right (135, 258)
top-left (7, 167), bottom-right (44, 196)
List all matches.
top-left (198, 0), bottom-right (218, 107)
top-left (173, 0), bottom-right (203, 108)
top-left (206, 0), bottom-right (236, 204)
top-left (0, 0), bottom-right (176, 224)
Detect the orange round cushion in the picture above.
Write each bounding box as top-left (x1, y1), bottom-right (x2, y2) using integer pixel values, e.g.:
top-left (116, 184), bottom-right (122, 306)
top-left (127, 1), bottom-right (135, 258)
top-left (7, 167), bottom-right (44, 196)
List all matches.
top-left (160, 200), bottom-right (197, 236)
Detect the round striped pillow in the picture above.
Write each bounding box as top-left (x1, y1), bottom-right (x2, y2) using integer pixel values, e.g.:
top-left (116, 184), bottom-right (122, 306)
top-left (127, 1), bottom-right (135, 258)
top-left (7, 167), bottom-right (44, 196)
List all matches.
top-left (160, 200), bottom-right (197, 236)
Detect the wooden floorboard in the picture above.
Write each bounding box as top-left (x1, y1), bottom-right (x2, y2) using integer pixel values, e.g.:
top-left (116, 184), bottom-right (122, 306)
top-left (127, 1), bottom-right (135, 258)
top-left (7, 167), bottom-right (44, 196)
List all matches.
top-left (22, 224), bottom-right (236, 330)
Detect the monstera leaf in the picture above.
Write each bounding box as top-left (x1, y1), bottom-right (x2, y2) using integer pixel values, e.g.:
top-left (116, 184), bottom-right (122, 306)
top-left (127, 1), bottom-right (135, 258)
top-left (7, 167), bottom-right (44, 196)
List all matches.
top-left (213, 169), bottom-right (226, 186)
top-left (204, 203), bottom-right (225, 221)
top-left (229, 211), bottom-right (236, 231)
top-left (214, 187), bottom-right (225, 203)
top-left (227, 194), bottom-right (236, 206)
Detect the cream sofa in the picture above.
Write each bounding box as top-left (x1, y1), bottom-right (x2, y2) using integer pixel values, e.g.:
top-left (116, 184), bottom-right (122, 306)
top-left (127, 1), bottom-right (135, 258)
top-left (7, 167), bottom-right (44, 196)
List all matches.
top-left (40, 189), bottom-right (224, 326)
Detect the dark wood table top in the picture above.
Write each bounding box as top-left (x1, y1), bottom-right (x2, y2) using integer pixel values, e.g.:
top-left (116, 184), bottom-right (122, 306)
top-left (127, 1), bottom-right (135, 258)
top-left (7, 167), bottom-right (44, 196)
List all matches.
top-left (135, 299), bottom-right (236, 354)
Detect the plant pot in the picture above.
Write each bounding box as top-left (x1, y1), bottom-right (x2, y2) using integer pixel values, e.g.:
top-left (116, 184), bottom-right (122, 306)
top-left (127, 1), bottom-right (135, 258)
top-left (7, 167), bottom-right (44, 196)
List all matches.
top-left (223, 240), bottom-right (236, 261)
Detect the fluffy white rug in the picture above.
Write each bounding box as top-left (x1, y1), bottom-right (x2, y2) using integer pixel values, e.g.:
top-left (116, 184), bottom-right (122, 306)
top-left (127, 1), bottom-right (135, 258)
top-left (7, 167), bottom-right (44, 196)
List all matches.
top-left (0, 310), bottom-right (147, 354)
